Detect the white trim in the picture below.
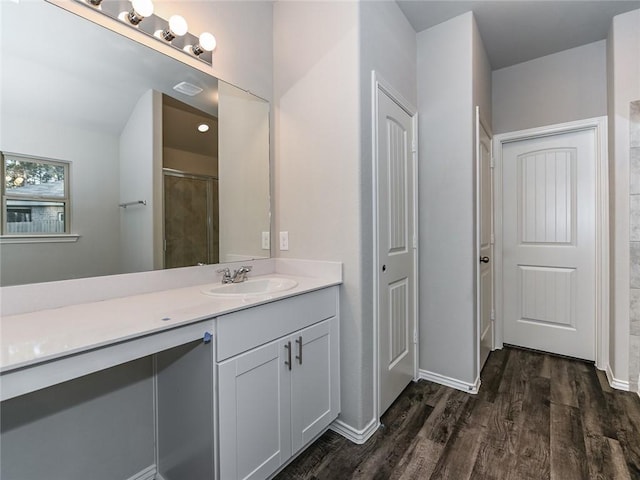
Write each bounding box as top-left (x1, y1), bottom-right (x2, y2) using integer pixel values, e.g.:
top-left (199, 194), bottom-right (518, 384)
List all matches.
top-left (493, 117), bottom-right (609, 368)
top-left (0, 234), bottom-right (80, 244)
top-left (329, 417), bottom-right (379, 445)
top-left (419, 369), bottom-right (481, 394)
top-left (124, 465), bottom-right (156, 480)
top-left (371, 70), bottom-right (419, 423)
top-left (606, 364), bottom-right (631, 391)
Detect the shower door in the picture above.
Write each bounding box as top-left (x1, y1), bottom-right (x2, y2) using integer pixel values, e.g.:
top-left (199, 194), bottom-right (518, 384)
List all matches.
top-left (163, 170), bottom-right (219, 269)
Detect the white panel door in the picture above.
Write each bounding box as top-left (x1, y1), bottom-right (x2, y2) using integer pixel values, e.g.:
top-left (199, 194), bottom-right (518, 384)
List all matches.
top-left (290, 318), bottom-right (339, 454)
top-left (502, 128), bottom-right (596, 360)
top-left (477, 114), bottom-right (494, 369)
top-left (377, 88), bottom-right (416, 416)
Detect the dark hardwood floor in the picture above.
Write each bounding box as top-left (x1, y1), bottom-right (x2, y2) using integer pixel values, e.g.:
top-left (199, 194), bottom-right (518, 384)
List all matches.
top-left (275, 347), bottom-right (640, 480)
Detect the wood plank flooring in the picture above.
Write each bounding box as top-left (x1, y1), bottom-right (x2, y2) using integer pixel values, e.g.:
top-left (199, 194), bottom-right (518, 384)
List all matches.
top-left (275, 347), bottom-right (640, 480)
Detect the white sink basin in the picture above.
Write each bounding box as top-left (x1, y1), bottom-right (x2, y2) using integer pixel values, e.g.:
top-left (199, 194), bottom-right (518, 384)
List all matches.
top-left (202, 277), bottom-right (298, 297)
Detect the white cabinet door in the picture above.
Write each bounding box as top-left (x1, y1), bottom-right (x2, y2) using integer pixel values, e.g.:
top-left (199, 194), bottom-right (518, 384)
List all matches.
top-left (217, 340), bottom-right (290, 480)
top-left (289, 318), bottom-right (340, 454)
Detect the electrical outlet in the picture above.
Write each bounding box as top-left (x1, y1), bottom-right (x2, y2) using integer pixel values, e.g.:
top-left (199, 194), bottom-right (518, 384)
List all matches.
top-left (279, 231), bottom-right (289, 251)
top-left (261, 231), bottom-right (270, 250)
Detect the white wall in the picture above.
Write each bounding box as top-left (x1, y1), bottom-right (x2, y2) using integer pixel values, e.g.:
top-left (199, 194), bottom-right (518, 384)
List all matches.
top-left (119, 90), bottom-right (161, 274)
top-left (473, 17), bottom-right (492, 128)
top-left (274, 0), bottom-right (416, 433)
top-left (274, 0), bottom-right (363, 429)
top-left (418, 12), bottom-right (486, 386)
top-left (493, 40), bottom-right (607, 134)
top-left (0, 117), bottom-right (121, 285)
top-left (218, 82), bottom-right (270, 262)
top-left (607, 9), bottom-right (640, 385)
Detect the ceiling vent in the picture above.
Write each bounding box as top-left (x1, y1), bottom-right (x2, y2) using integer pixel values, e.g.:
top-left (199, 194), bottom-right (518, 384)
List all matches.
top-left (173, 81), bottom-right (203, 96)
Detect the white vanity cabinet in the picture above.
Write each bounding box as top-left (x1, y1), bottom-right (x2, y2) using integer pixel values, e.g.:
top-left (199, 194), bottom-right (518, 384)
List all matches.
top-left (216, 287), bottom-right (340, 480)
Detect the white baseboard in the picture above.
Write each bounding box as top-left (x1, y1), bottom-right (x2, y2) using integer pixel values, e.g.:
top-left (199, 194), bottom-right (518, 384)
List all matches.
top-left (419, 369), bottom-right (481, 394)
top-left (329, 417), bottom-right (379, 445)
top-left (125, 465), bottom-right (156, 480)
top-left (606, 364), bottom-right (631, 391)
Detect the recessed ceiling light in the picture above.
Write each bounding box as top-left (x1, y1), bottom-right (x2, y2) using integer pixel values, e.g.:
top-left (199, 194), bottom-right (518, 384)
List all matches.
top-left (198, 123), bottom-right (210, 133)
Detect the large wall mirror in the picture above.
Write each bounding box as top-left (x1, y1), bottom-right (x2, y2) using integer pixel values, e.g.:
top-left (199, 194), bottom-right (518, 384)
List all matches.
top-left (0, 0), bottom-right (271, 286)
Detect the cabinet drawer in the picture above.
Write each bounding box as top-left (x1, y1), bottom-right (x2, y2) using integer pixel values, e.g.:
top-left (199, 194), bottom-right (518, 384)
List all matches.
top-left (216, 287), bottom-right (337, 361)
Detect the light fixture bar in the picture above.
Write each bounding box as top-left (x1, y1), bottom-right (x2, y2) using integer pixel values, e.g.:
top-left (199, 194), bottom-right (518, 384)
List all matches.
top-left (76, 0), bottom-right (214, 66)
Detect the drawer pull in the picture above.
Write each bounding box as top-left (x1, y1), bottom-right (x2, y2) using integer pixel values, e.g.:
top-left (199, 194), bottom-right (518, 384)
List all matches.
top-left (296, 336), bottom-right (303, 365)
top-left (284, 341), bottom-right (292, 370)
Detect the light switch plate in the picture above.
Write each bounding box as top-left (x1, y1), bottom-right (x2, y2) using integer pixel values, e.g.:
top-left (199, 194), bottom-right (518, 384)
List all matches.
top-left (279, 231), bottom-right (289, 251)
top-left (261, 231), bottom-right (270, 250)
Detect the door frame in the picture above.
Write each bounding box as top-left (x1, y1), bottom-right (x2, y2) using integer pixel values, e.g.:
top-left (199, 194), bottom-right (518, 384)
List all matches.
top-left (493, 116), bottom-right (609, 369)
top-left (371, 71), bottom-right (419, 421)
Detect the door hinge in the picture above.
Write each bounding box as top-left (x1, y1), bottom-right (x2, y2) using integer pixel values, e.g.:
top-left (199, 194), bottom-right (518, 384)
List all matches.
top-left (490, 156), bottom-right (495, 169)
top-left (413, 329), bottom-right (418, 344)
top-left (490, 233), bottom-right (495, 245)
top-left (490, 309), bottom-right (496, 321)
top-left (411, 140), bottom-right (417, 154)
top-left (413, 235), bottom-right (417, 249)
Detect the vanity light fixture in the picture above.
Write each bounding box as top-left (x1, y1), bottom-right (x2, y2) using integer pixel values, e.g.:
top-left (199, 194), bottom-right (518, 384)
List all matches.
top-left (197, 124), bottom-right (210, 133)
top-left (77, 0), bottom-right (216, 66)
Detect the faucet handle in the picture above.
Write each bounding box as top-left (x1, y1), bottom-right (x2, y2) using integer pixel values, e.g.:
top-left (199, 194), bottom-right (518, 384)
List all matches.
top-left (217, 267), bottom-right (232, 283)
top-left (239, 266), bottom-right (252, 272)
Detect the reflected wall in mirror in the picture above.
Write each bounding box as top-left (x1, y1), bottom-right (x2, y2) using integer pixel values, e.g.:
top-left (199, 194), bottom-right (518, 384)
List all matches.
top-left (0, 0), bottom-right (271, 286)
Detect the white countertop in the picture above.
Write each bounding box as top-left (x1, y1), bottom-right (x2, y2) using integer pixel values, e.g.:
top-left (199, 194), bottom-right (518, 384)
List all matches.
top-left (1, 260), bottom-right (341, 373)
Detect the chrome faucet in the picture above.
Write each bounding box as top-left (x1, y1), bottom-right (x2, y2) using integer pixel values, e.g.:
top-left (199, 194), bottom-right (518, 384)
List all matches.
top-left (217, 266), bottom-right (252, 284)
top-left (231, 266), bottom-right (252, 283)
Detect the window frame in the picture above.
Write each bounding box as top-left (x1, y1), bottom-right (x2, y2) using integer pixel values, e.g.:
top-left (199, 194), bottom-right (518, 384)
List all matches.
top-left (1, 151), bottom-right (72, 237)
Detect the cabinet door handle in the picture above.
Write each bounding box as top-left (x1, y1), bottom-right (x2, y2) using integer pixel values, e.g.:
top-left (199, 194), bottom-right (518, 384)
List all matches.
top-left (284, 341), bottom-right (292, 371)
top-left (295, 336), bottom-right (303, 365)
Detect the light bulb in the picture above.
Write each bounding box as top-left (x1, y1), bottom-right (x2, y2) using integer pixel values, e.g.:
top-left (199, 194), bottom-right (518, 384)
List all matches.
top-left (160, 15), bottom-right (188, 41)
top-left (169, 15), bottom-right (188, 36)
top-left (127, 0), bottom-right (153, 25)
top-left (132, 0), bottom-right (153, 17)
top-left (199, 32), bottom-right (216, 52)
top-left (198, 124), bottom-right (210, 133)
top-left (191, 32), bottom-right (216, 56)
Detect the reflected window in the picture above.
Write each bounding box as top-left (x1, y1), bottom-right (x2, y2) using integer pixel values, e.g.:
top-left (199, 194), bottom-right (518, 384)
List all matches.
top-left (1, 152), bottom-right (70, 234)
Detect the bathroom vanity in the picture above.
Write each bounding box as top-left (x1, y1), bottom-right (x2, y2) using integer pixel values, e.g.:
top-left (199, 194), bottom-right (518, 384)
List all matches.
top-left (0, 260), bottom-right (341, 480)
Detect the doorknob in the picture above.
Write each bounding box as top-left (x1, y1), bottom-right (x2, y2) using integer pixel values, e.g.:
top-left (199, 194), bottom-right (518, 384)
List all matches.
top-left (480, 256), bottom-right (490, 264)
top-left (382, 264), bottom-right (387, 272)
